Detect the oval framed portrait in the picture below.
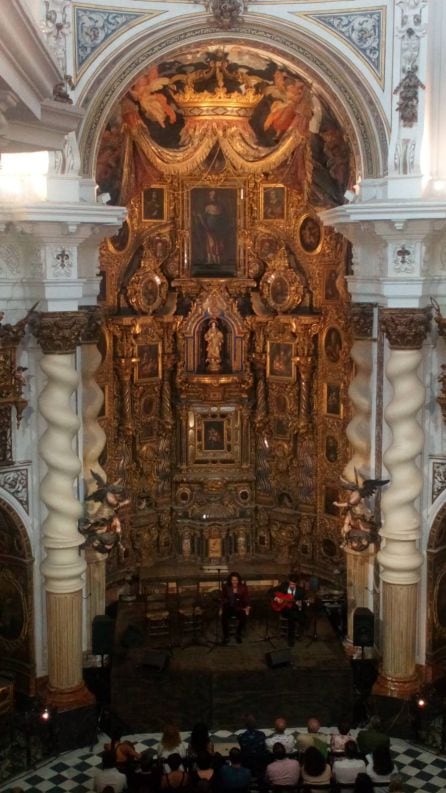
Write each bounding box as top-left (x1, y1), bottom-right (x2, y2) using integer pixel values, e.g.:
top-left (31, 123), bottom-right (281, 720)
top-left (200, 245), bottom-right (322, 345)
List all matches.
top-left (298, 213), bottom-right (323, 254)
top-left (261, 269), bottom-right (304, 313)
top-left (324, 326), bottom-right (343, 363)
top-left (127, 269), bottom-right (168, 314)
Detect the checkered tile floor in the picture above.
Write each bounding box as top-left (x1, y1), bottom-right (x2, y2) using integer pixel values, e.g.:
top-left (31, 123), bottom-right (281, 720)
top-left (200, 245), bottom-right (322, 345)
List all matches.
top-left (1, 728), bottom-right (445, 793)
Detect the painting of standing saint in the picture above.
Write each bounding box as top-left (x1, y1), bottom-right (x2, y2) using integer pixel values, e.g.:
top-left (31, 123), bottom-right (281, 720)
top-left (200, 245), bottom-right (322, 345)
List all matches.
top-left (191, 187), bottom-right (238, 277)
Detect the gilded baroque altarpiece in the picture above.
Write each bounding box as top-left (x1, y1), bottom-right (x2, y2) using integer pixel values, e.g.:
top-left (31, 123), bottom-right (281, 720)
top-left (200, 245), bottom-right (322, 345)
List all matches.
top-left (94, 47), bottom-right (353, 580)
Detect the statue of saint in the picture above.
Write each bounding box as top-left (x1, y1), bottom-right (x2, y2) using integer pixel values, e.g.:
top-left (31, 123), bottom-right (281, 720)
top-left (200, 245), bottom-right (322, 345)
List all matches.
top-left (205, 319), bottom-right (224, 372)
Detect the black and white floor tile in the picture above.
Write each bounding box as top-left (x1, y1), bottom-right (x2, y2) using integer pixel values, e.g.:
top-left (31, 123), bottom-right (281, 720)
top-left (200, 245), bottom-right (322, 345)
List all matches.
top-left (1, 729), bottom-right (445, 793)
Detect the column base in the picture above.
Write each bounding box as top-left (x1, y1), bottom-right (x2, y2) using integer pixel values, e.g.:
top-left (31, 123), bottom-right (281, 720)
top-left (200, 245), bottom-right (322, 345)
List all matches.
top-left (373, 670), bottom-right (420, 699)
top-left (45, 681), bottom-right (95, 711)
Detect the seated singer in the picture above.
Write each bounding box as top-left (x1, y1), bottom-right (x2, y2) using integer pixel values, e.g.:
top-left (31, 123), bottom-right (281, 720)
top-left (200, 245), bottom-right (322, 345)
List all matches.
top-left (272, 572), bottom-right (307, 647)
top-left (221, 572), bottom-right (251, 645)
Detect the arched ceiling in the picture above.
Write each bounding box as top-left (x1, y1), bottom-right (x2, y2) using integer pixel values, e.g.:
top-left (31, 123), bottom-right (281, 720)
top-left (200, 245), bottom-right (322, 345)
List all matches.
top-left (77, 17), bottom-right (388, 183)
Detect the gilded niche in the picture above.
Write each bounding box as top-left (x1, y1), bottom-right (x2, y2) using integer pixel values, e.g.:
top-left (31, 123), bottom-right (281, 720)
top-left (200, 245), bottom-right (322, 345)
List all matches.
top-left (94, 46), bottom-right (353, 580)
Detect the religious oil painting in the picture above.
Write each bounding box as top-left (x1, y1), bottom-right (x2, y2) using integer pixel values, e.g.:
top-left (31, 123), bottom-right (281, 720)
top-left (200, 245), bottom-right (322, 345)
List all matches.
top-left (141, 420), bottom-right (156, 441)
top-left (325, 434), bottom-right (339, 463)
top-left (262, 185), bottom-right (286, 221)
top-left (324, 327), bottom-right (343, 364)
top-left (142, 187), bottom-right (166, 221)
top-left (136, 343), bottom-right (161, 382)
top-left (274, 418), bottom-right (290, 439)
top-left (324, 485), bottom-right (339, 517)
top-left (324, 268), bottom-right (340, 301)
top-left (325, 383), bottom-right (342, 417)
top-left (203, 419), bottom-right (226, 451)
top-left (298, 214), bottom-right (322, 254)
top-left (267, 341), bottom-right (295, 382)
top-left (190, 187), bottom-right (238, 277)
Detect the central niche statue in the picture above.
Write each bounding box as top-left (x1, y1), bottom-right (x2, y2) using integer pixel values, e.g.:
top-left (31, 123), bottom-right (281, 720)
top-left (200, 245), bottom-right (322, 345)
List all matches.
top-left (205, 319), bottom-right (224, 372)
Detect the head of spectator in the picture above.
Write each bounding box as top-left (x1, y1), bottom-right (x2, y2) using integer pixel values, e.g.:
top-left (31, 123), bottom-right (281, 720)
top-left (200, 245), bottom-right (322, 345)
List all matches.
top-left (274, 717), bottom-right (287, 734)
top-left (353, 773), bottom-right (375, 792)
top-left (272, 742), bottom-right (286, 760)
top-left (307, 718), bottom-right (321, 734)
top-left (140, 751), bottom-right (155, 772)
top-left (102, 750), bottom-right (116, 769)
top-left (229, 748), bottom-right (242, 766)
top-left (389, 774), bottom-right (406, 792)
top-left (372, 744), bottom-right (394, 776)
top-left (303, 747), bottom-right (326, 777)
top-left (190, 722), bottom-right (211, 754)
top-left (197, 751), bottom-right (213, 771)
top-left (167, 753), bottom-right (183, 772)
top-left (344, 740), bottom-right (359, 759)
top-left (369, 716), bottom-right (382, 730)
top-left (161, 723), bottom-right (182, 750)
top-left (337, 718), bottom-right (351, 736)
top-left (244, 714), bottom-right (258, 732)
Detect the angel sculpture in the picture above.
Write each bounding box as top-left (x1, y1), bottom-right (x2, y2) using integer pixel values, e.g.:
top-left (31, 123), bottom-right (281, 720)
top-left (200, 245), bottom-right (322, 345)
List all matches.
top-left (334, 473), bottom-right (389, 552)
top-left (78, 471), bottom-right (130, 557)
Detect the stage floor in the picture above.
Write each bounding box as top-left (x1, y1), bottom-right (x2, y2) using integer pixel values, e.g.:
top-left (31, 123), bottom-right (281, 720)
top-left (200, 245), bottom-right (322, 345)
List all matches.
top-left (111, 600), bottom-right (353, 731)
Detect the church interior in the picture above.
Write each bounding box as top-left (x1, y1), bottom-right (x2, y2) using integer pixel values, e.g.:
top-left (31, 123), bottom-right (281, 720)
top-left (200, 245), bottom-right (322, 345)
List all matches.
top-left (1, 0), bottom-right (446, 789)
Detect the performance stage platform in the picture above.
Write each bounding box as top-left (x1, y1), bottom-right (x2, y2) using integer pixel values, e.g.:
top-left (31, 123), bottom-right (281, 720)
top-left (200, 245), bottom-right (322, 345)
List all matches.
top-left (110, 596), bottom-right (352, 732)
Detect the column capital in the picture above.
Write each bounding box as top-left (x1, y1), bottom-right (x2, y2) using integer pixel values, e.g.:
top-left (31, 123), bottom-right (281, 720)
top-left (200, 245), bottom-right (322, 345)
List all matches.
top-left (30, 311), bottom-right (87, 354)
top-left (348, 303), bottom-right (375, 339)
top-left (381, 307), bottom-right (431, 349)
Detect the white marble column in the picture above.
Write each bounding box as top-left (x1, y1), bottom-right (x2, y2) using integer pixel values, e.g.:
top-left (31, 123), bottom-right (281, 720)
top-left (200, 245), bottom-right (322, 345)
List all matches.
top-left (376, 308), bottom-right (430, 697)
top-left (80, 310), bottom-right (107, 648)
top-left (32, 311), bottom-right (94, 708)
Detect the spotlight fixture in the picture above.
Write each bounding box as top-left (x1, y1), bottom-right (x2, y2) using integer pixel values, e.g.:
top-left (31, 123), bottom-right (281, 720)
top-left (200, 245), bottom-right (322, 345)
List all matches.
top-left (416, 697), bottom-right (426, 709)
top-left (40, 706), bottom-right (51, 721)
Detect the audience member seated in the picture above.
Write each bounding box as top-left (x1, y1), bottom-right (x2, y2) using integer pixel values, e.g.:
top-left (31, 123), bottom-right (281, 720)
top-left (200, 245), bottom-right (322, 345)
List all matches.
top-left (265, 718), bottom-right (296, 756)
top-left (161, 753), bottom-right (190, 790)
top-left (188, 723), bottom-right (215, 764)
top-left (301, 747), bottom-right (331, 790)
top-left (131, 752), bottom-right (162, 793)
top-left (356, 717), bottom-right (390, 756)
top-left (237, 714), bottom-right (267, 775)
top-left (95, 750), bottom-right (128, 793)
top-left (330, 719), bottom-right (353, 756)
top-left (156, 724), bottom-right (188, 761)
top-left (296, 719), bottom-right (329, 759)
top-left (264, 742), bottom-right (300, 789)
top-left (332, 740), bottom-right (366, 785)
top-left (218, 747), bottom-right (252, 793)
top-left (104, 730), bottom-right (141, 769)
top-left (352, 773), bottom-right (374, 793)
top-left (365, 744), bottom-right (395, 791)
top-left (190, 751), bottom-right (217, 793)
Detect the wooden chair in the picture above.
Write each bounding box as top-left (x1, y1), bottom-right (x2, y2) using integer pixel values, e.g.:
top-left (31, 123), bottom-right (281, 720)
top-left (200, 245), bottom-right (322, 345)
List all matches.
top-left (175, 580), bottom-right (204, 645)
top-left (145, 582), bottom-right (173, 647)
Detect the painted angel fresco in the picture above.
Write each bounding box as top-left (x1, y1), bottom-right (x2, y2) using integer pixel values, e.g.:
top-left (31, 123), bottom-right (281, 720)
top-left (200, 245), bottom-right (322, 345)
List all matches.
top-left (334, 473), bottom-right (389, 552)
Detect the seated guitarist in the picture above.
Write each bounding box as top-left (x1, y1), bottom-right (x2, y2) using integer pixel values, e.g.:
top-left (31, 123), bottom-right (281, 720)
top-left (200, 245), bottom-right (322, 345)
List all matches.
top-left (272, 572), bottom-right (307, 647)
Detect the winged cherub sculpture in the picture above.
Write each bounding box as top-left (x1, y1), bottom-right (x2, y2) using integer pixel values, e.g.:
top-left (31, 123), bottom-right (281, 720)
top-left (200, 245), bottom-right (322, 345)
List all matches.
top-left (334, 471), bottom-right (389, 552)
top-left (79, 471), bottom-right (130, 557)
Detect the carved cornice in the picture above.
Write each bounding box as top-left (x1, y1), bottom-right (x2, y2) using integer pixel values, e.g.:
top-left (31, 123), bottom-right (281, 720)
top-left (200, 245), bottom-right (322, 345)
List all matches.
top-left (81, 307), bottom-right (104, 345)
top-left (381, 307), bottom-right (431, 350)
top-left (349, 303), bottom-right (375, 339)
top-left (30, 312), bottom-right (88, 354)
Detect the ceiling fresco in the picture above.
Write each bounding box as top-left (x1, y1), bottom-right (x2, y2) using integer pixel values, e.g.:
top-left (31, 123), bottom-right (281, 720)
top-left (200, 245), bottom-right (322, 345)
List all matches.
top-left (96, 46), bottom-right (353, 206)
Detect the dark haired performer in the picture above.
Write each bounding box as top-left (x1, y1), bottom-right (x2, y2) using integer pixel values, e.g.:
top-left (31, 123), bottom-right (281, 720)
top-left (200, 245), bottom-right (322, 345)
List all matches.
top-left (221, 571), bottom-right (251, 645)
top-left (271, 572), bottom-right (307, 647)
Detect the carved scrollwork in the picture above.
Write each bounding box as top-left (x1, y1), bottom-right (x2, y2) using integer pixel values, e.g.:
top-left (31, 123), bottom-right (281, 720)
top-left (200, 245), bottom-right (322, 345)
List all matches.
top-left (381, 307), bottom-right (431, 349)
top-left (259, 246), bottom-right (305, 313)
top-left (30, 311), bottom-right (88, 354)
top-left (126, 248), bottom-right (169, 315)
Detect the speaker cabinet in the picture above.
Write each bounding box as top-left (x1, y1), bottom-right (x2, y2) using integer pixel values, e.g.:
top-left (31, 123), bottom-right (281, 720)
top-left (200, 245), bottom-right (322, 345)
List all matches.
top-left (265, 648), bottom-right (291, 668)
top-left (141, 651), bottom-right (170, 672)
top-left (92, 615), bottom-right (115, 655)
top-left (353, 607), bottom-right (374, 647)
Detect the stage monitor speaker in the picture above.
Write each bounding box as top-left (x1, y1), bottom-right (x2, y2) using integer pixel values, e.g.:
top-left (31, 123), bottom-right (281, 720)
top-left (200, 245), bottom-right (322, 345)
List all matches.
top-left (120, 624), bottom-right (144, 649)
top-left (141, 651), bottom-right (169, 672)
top-left (265, 648), bottom-right (291, 669)
top-left (92, 615), bottom-right (115, 655)
top-left (353, 607), bottom-right (374, 647)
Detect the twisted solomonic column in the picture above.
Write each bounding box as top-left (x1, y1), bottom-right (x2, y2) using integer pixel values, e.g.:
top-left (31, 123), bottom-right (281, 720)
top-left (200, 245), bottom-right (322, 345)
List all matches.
top-left (80, 309), bottom-right (107, 648)
top-left (31, 311), bottom-right (94, 708)
top-left (376, 307), bottom-right (431, 697)
top-left (344, 304), bottom-right (375, 645)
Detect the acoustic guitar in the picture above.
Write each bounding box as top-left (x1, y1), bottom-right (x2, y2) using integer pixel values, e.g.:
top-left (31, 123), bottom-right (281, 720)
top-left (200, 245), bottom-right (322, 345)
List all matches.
top-left (271, 592), bottom-right (309, 613)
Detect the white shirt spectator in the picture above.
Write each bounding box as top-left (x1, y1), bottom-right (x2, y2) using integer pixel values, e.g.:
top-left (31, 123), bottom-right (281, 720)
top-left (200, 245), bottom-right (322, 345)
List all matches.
top-left (94, 766), bottom-right (127, 792)
top-left (332, 757), bottom-right (366, 784)
top-left (266, 733), bottom-right (296, 755)
top-left (265, 757), bottom-right (300, 787)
